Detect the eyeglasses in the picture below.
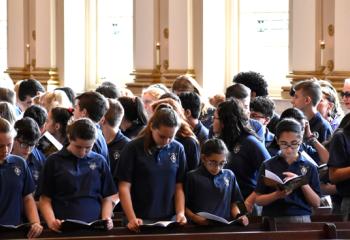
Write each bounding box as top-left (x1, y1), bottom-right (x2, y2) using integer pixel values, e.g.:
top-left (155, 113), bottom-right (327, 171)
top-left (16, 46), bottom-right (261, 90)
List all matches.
top-left (279, 141), bottom-right (301, 150)
top-left (341, 91), bottom-right (350, 98)
top-left (250, 112), bottom-right (266, 119)
top-left (206, 160), bottom-right (227, 168)
top-left (16, 140), bottom-right (36, 149)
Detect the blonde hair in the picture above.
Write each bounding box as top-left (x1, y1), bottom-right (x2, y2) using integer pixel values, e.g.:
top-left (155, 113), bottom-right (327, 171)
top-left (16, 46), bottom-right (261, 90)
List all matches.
top-left (36, 90), bottom-right (72, 112)
top-left (142, 84), bottom-right (169, 100)
top-left (319, 80), bottom-right (344, 120)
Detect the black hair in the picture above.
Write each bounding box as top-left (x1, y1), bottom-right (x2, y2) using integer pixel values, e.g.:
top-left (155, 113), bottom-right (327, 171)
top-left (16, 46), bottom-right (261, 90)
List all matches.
top-left (275, 118), bottom-right (303, 139)
top-left (232, 71), bottom-right (268, 97)
top-left (67, 118), bottom-right (97, 141)
top-left (225, 83), bottom-right (251, 100)
top-left (217, 98), bottom-right (258, 150)
top-left (179, 92), bottom-right (201, 119)
top-left (159, 92), bottom-right (181, 103)
top-left (96, 82), bottom-right (120, 99)
top-left (280, 107), bottom-right (306, 126)
top-left (14, 117), bottom-right (41, 144)
top-left (18, 79), bottom-right (45, 101)
top-left (51, 107), bottom-right (73, 140)
top-left (55, 87), bottom-right (76, 106)
top-left (250, 96), bottom-right (275, 118)
top-left (23, 104), bottom-right (48, 129)
top-left (0, 87), bottom-right (15, 105)
top-left (293, 79), bottom-right (322, 106)
top-left (76, 91), bottom-right (108, 123)
top-left (118, 96), bottom-right (148, 125)
top-left (201, 138), bottom-right (228, 156)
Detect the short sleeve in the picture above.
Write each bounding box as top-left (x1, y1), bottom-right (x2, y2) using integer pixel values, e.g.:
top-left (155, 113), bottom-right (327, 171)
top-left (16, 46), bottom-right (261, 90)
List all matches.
top-left (255, 164), bottom-right (268, 194)
top-left (328, 132), bottom-right (350, 168)
top-left (230, 173), bottom-right (244, 203)
top-left (22, 160), bottom-right (35, 197)
top-left (100, 157), bottom-right (118, 197)
top-left (38, 156), bottom-right (56, 198)
top-left (114, 142), bottom-right (135, 183)
top-left (176, 145), bottom-right (187, 183)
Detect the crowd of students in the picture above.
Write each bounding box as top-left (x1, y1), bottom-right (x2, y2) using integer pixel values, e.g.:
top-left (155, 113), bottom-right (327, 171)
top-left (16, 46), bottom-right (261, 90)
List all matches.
top-left (0, 72), bottom-right (350, 238)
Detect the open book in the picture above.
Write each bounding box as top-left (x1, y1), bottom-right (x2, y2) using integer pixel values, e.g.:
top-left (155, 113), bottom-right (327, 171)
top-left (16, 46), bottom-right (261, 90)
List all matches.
top-left (141, 220), bottom-right (178, 228)
top-left (60, 219), bottom-right (107, 231)
top-left (37, 131), bottom-right (63, 158)
top-left (0, 222), bottom-right (31, 231)
top-left (263, 169), bottom-right (308, 191)
top-left (196, 212), bottom-right (239, 225)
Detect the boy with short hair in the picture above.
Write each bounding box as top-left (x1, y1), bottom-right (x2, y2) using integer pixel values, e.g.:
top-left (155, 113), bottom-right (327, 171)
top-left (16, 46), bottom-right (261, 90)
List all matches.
top-left (291, 79), bottom-right (333, 143)
top-left (179, 92), bottom-right (209, 145)
top-left (74, 91), bottom-right (110, 165)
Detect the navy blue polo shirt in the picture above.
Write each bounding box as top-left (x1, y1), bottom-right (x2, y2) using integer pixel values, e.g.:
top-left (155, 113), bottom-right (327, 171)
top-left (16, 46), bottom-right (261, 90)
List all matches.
top-left (116, 137), bottom-right (187, 220)
top-left (249, 119), bottom-right (265, 143)
top-left (0, 154), bottom-right (35, 225)
top-left (309, 112), bottom-right (333, 144)
top-left (92, 125), bottom-right (110, 166)
top-left (328, 130), bottom-right (350, 197)
top-left (108, 130), bottom-right (130, 174)
top-left (39, 147), bottom-right (117, 222)
top-left (27, 147), bottom-right (46, 189)
top-left (185, 165), bottom-right (243, 221)
top-left (225, 134), bottom-right (271, 199)
top-left (255, 153), bottom-right (321, 217)
top-left (176, 136), bottom-right (200, 171)
top-left (193, 121), bottom-right (209, 146)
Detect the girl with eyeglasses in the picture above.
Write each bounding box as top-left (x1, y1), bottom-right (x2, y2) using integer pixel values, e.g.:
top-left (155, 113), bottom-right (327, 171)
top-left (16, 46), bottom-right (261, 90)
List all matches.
top-left (185, 138), bottom-right (248, 226)
top-left (255, 118), bottom-right (321, 223)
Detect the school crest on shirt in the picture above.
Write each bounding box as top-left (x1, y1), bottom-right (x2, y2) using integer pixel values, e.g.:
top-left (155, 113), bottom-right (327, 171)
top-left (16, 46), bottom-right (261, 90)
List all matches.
top-left (32, 170), bottom-right (39, 181)
top-left (233, 144), bottom-right (241, 154)
top-left (89, 161), bottom-right (97, 170)
top-left (300, 165), bottom-right (308, 175)
top-left (14, 166), bottom-right (21, 176)
top-left (214, 173), bottom-right (230, 189)
top-left (169, 153), bottom-right (177, 163)
top-left (113, 151), bottom-right (120, 160)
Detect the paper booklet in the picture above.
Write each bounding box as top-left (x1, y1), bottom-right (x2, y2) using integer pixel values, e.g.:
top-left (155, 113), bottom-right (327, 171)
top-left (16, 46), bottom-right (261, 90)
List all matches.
top-left (0, 222), bottom-right (32, 231)
top-left (60, 219), bottom-right (107, 231)
top-left (196, 212), bottom-right (239, 225)
top-left (263, 169), bottom-right (308, 192)
top-left (37, 131), bottom-right (63, 157)
top-left (141, 220), bottom-right (179, 228)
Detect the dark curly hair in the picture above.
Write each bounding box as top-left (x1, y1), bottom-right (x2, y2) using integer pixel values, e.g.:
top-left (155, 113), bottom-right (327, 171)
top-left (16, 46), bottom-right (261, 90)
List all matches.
top-left (250, 96), bottom-right (275, 118)
top-left (232, 71), bottom-right (268, 97)
top-left (217, 98), bottom-right (257, 150)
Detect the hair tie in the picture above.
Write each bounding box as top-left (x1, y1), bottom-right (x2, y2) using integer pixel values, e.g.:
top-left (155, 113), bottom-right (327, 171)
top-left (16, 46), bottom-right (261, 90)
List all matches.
top-left (67, 107), bottom-right (74, 114)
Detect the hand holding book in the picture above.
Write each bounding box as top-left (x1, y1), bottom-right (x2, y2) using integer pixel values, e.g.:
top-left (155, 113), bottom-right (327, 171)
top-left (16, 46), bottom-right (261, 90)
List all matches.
top-left (263, 170), bottom-right (308, 192)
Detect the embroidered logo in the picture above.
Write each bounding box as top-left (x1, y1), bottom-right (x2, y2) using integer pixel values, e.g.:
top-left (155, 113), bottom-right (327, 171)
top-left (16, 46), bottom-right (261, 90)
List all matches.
top-left (224, 177), bottom-right (230, 187)
top-left (113, 152), bottom-right (120, 160)
top-left (170, 153), bottom-right (177, 163)
top-left (89, 162), bottom-right (97, 170)
top-left (233, 144), bottom-right (241, 154)
top-left (14, 166), bottom-right (21, 176)
top-left (300, 166), bottom-right (308, 175)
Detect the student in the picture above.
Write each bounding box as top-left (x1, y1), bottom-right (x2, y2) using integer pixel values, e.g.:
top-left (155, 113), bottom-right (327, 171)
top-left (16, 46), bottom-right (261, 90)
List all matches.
top-left (291, 79), bottom-right (333, 143)
top-left (118, 96), bottom-right (148, 139)
top-left (172, 75), bottom-right (215, 129)
top-left (44, 107), bottom-right (74, 145)
top-left (250, 96), bottom-right (276, 148)
top-left (36, 90), bottom-right (72, 112)
top-left (214, 98), bottom-right (271, 214)
top-left (55, 87), bottom-right (76, 106)
top-left (255, 118), bottom-right (321, 223)
top-left (116, 108), bottom-right (187, 232)
top-left (73, 91), bottom-right (110, 165)
top-left (328, 121), bottom-right (350, 220)
top-left (152, 98), bottom-right (200, 171)
top-left (317, 80), bottom-right (344, 131)
top-left (142, 84), bottom-right (169, 117)
top-left (185, 138), bottom-right (248, 226)
top-left (225, 83), bottom-right (265, 142)
top-left (0, 118), bottom-right (43, 238)
top-left (232, 71), bottom-right (280, 134)
top-left (0, 101), bottom-right (17, 125)
top-left (12, 117), bottom-right (43, 188)
top-left (179, 92), bottom-right (209, 146)
top-left (39, 118), bottom-right (117, 232)
top-left (0, 87), bottom-right (16, 105)
top-left (16, 79), bottom-right (45, 114)
top-left (23, 104), bottom-right (48, 134)
top-left (100, 98), bottom-right (130, 174)
top-left (95, 81), bottom-right (121, 99)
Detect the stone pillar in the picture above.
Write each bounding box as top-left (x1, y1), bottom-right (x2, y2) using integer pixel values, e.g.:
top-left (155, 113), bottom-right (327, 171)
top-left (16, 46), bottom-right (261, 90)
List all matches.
top-left (6, 0), bottom-right (59, 90)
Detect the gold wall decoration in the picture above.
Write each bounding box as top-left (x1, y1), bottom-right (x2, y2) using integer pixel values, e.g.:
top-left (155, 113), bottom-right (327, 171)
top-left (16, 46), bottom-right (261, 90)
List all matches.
top-left (328, 24), bottom-right (334, 36)
top-left (163, 60), bottom-right (169, 70)
top-left (327, 60), bottom-right (334, 72)
top-left (163, 28), bottom-right (169, 39)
